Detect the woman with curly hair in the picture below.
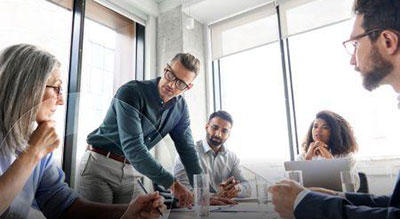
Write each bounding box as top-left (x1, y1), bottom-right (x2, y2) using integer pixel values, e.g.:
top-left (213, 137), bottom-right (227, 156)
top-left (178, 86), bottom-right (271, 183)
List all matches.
top-left (296, 110), bottom-right (359, 190)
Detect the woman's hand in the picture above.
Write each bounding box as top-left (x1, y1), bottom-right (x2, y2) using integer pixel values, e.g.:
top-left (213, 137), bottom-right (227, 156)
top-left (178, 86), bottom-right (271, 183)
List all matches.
top-left (26, 120), bottom-right (60, 162)
top-left (315, 145), bottom-right (333, 159)
top-left (121, 192), bottom-right (166, 219)
top-left (305, 141), bottom-right (331, 160)
top-left (0, 120), bottom-right (60, 215)
top-left (305, 142), bottom-right (319, 160)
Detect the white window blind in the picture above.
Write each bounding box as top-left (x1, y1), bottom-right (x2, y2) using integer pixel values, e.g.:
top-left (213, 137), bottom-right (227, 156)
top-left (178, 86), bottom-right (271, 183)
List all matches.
top-left (210, 3), bottom-right (278, 60)
top-left (278, 0), bottom-right (353, 38)
top-left (210, 0), bottom-right (354, 60)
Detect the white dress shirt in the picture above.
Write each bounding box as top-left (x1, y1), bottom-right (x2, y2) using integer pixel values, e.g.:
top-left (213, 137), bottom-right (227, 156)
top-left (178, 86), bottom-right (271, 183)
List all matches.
top-left (173, 139), bottom-right (252, 198)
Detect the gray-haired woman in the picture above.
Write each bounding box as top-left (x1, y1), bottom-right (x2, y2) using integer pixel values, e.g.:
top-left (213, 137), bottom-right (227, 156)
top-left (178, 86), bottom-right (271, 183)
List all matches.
top-left (0, 44), bottom-right (164, 219)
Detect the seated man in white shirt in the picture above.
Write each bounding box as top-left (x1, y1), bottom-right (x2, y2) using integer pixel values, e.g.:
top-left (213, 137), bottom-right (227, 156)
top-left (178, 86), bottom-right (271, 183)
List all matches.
top-left (174, 110), bottom-right (252, 198)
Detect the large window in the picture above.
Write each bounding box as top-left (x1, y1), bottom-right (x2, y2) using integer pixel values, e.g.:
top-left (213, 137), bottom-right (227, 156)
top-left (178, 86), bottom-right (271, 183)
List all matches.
top-left (212, 0), bottom-right (400, 194)
top-left (74, 0), bottom-right (137, 187)
top-left (0, 0), bottom-right (140, 193)
top-left (75, 19), bottom-right (118, 181)
top-left (0, 0), bottom-right (73, 165)
top-left (219, 43), bottom-right (290, 179)
top-left (288, 20), bottom-right (400, 195)
top-left (289, 20), bottom-right (400, 159)
top-left (0, 0), bottom-right (139, 188)
top-left (0, 1), bottom-right (72, 217)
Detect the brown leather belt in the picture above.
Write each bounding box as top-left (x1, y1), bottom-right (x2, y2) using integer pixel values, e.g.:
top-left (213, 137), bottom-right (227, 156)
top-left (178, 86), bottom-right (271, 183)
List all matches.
top-left (87, 145), bottom-right (130, 164)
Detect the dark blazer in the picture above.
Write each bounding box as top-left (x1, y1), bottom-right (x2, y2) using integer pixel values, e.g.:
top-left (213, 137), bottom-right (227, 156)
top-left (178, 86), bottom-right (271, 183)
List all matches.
top-left (294, 172), bottom-right (400, 218)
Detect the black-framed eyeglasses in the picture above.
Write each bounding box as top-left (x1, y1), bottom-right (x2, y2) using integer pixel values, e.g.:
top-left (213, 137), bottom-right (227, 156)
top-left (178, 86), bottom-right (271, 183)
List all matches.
top-left (46, 85), bottom-right (63, 97)
top-left (342, 29), bottom-right (382, 55)
top-left (164, 64), bottom-right (190, 90)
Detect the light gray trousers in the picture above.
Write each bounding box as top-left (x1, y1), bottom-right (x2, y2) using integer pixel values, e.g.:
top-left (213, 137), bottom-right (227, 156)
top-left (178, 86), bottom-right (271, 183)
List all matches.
top-left (78, 151), bottom-right (144, 204)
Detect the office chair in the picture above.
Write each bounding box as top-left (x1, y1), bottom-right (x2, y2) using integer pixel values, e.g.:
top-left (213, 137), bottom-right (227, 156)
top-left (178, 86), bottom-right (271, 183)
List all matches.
top-left (357, 172), bottom-right (369, 193)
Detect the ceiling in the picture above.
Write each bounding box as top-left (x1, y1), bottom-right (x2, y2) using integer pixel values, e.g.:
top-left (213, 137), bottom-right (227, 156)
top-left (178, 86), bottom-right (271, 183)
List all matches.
top-left (122, 0), bottom-right (273, 24)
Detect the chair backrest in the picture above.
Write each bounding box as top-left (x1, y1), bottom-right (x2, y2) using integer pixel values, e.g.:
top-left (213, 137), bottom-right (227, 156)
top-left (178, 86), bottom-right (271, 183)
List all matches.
top-left (357, 172), bottom-right (369, 193)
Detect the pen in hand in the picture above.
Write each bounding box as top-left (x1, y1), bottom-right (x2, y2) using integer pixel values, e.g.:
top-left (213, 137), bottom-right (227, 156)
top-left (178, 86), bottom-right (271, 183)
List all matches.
top-left (137, 179), bottom-right (164, 217)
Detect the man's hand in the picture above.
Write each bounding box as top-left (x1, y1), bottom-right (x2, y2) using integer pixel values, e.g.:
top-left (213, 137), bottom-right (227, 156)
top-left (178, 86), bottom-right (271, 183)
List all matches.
top-left (268, 180), bottom-right (305, 219)
top-left (210, 195), bottom-right (238, 206)
top-left (121, 192), bottom-right (165, 219)
top-left (217, 176), bottom-right (241, 198)
top-left (170, 181), bottom-right (194, 208)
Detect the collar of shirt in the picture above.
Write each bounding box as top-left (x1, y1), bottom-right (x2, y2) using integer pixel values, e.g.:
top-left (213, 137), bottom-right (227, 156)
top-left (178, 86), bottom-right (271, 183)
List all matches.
top-left (201, 138), bottom-right (226, 156)
top-left (151, 77), bottom-right (177, 109)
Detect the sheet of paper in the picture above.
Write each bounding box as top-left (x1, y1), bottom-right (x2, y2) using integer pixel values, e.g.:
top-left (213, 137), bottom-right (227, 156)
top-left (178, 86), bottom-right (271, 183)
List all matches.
top-left (171, 203), bottom-right (275, 213)
top-left (171, 206), bottom-right (222, 212)
top-left (231, 197), bottom-right (259, 202)
top-left (211, 204), bottom-right (271, 212)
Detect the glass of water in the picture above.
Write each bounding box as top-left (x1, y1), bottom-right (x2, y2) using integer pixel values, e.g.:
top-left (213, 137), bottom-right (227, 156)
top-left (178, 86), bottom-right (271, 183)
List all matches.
top-left (340, 171), bottom-right (356, 192)
top-left (284, 170), bottom-right (303, 185)
top-left (194, 174), bottom-right (210, 217)
top-left (256, 181), bottom-right (269, 205)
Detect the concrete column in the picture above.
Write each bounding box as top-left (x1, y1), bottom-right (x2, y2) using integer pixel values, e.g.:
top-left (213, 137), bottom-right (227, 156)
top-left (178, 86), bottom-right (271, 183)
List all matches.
top-left (155, 6), bottom-right (208, 170)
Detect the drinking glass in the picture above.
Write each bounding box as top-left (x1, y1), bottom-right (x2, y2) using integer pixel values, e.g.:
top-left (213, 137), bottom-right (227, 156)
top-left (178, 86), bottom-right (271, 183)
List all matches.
top-left (194, 174), bottom-right (210, 217)
top-left (284, 170), bottom-right (303, 185)
top-left (256, 182), bottom-right (269, 205)
top-left (341, 171), bottom-right (356, 192)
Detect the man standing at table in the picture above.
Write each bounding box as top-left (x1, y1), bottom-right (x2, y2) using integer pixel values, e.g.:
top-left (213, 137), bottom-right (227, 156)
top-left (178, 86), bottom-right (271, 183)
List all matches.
top-left (78, 53), bottom-right (202, 208)
top-left (174, 110), bottom-right (252, 199)
top-left (269, 0), bottom-right (400, 218)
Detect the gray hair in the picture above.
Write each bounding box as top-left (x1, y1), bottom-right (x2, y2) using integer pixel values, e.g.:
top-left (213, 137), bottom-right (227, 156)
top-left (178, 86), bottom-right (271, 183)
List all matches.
top-left (0, 44), bottom-right (60, 157)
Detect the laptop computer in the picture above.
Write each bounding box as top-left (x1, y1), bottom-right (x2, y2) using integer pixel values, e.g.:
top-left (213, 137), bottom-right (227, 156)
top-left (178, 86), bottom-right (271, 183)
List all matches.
top-left (284, 158), bottom-right (351, 191)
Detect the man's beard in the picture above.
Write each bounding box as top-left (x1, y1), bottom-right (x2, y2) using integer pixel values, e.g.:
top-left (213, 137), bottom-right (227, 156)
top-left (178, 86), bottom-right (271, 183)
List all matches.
top-left (206, 132), bottom-right (224, 147)
top-left (361, 46), bottom-right (393, 91)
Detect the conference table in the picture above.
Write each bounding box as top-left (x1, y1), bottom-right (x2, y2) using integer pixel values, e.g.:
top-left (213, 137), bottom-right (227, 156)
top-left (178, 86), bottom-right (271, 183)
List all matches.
top-left (165, 200), bottom-right (280, 219)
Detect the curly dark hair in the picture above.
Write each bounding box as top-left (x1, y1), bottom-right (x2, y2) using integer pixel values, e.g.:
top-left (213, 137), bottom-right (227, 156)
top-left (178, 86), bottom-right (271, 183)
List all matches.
top-left (302, 110), bottom-right (358, 157)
